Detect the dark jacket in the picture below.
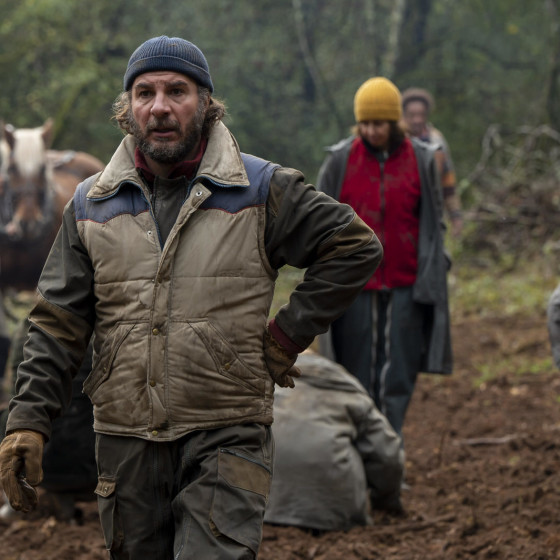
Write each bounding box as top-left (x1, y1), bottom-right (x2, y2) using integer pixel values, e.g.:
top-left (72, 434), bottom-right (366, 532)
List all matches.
top-left (317, 135), bottom-right (452, 374)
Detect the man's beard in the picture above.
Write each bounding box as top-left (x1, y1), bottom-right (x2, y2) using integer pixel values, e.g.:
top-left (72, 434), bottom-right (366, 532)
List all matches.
top-left (129, 102), bottom-right (206, 164)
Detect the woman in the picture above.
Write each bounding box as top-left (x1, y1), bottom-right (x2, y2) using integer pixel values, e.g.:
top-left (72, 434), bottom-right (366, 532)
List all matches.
top-left (317, 77), bottom-right (452, 437)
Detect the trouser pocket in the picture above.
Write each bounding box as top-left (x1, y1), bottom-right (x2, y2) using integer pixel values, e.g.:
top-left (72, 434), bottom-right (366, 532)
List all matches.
top-left (210, 448), bottom-right (271, 556)
top-left (95, 476), bottom-right (124, 553)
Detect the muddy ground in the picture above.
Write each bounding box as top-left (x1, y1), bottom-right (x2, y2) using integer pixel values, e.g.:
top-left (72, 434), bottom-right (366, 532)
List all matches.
top-left (1, 312), bottom-right (559, 559)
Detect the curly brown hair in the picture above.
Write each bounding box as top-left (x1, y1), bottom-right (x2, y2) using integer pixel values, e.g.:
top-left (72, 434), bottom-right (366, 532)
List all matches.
top-left (112, 87), bottom-right (226, 139)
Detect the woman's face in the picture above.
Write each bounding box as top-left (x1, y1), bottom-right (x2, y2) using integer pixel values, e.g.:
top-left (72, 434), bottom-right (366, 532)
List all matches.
top-left (358, 120), bottom-right (391, 150)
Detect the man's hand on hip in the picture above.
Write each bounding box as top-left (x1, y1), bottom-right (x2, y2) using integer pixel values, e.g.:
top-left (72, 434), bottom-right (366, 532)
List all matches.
top-left (263, 329), bottom-right (301, 388)
top-left (0, 429), bottom-right (44, 512)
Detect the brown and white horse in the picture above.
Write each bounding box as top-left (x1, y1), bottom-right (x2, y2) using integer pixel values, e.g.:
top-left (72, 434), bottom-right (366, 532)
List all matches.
top-left (0, 119), bottom-right (105, 292)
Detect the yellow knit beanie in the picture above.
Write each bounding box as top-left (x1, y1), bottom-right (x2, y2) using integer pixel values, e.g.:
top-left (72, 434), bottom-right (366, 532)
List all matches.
top-left (354, 77), bottom-right (402, 122)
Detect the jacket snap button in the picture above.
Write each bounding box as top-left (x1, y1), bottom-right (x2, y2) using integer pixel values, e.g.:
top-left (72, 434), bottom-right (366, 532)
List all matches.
top-left (224, 362), bottom-right (231, 371)
top-left (152, 328), bottom-right (159, 336)
top-left (152, 430), bottom-right (158, 437)
top-left (149, 380), bottom-right (156, 387)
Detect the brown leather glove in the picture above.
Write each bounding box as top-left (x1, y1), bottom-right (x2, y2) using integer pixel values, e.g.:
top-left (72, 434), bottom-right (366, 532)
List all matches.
top-left (0, 429), bottom-right (44, 513)
top-left (263, 329), bottom-right (301, 388)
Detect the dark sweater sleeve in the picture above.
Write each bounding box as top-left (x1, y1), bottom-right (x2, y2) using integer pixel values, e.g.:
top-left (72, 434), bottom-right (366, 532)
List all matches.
top-left (6, 199), bottom-right (95, 440)
top-left (265, 167), bottom-right (383, 350)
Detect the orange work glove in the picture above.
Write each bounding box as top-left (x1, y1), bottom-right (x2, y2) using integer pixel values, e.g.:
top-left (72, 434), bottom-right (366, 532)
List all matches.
top-left (0, 429), bottom-right (44, 512)
top-left (263, 329), bottom-right (301, 388)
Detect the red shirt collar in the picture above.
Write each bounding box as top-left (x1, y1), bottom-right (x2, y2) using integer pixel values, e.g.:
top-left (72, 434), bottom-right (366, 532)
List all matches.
top-left (134, 138), bottom-right (208, 184)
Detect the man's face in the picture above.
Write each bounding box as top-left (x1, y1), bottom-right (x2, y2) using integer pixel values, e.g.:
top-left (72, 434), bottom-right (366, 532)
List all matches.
top-left (129, 71), bottom-right (208, 164)
top-left (402, 100), bottom-right (429, 137)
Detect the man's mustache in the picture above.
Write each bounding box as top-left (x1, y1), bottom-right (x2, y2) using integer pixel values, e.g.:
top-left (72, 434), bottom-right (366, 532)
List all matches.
top-left (146, 120), bottom-right (180, 132)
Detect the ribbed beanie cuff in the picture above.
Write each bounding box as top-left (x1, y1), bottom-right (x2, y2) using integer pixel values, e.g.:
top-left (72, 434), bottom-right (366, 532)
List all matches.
top-left (124, 36), bottom-right (213, 92)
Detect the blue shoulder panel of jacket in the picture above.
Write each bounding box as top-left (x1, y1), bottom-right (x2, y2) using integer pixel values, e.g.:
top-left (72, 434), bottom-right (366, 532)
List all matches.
top-left (199, 153), bottom-right (279, 214)
top-left (73, 153), bottom-right (279, 222)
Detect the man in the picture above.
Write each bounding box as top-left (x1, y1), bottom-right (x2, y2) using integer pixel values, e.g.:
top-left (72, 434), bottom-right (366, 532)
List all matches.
top-left (0, 36), bottom-right (381, 559)
top-left (264, 351), bottom-right (404, 532)
top-left (401, 88), bottom-right (463, 237)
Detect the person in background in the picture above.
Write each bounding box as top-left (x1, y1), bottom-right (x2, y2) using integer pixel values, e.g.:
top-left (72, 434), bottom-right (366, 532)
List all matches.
top-left (0, 36), bottom-right (381, 559)
top-left (317, 77), bottom-right (452, 441)
top-left (547, 284), bottom-right (560, 369)
top-left (0, 303), bottom-right (9, 397)
top-left (0, 318), bottom-right (96, 522)
top-left (0, 137), bottom-right (12, 395)
top-left (401, 87), bottom-right (463, 237)
top-left (264, 351), bottom-right (404, 532)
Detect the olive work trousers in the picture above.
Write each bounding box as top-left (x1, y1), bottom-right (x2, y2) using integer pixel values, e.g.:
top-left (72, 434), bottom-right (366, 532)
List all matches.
top-left (95, 423), bottom-right (273, 560)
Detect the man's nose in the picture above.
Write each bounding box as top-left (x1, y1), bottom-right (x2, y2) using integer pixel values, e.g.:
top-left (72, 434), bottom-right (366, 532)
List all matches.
top-left (150, 92), bottom-right (170, 117)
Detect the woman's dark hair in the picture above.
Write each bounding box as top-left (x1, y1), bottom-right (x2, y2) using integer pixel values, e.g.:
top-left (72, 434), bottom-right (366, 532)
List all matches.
top-left (352, 120), bottom-right (406, 152)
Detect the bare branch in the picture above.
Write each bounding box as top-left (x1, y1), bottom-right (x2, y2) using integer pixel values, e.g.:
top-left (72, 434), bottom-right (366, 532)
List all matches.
top-left (291, 0), bottom-right (346, 132)
top-left (453, 435), bottom-right (520, 446)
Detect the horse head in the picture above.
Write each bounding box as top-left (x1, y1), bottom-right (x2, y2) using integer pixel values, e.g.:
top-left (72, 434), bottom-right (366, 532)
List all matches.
top-left (0, 120), bottom-right (104, 292)
top-left (1, 119), bottom-right (57, 243)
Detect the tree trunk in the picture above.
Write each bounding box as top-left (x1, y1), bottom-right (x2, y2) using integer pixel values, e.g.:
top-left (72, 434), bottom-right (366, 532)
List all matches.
top-left (381, 0), bottom-right (407, 78)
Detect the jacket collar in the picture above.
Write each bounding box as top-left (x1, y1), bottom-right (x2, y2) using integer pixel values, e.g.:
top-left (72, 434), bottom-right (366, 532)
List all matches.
top-left (87, 121), bottom-right (250, 199)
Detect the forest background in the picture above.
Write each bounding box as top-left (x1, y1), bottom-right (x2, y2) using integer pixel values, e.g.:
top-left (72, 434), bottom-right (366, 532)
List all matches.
top-left (1, 0), bottom-right (560, 270)
top-left (0, 1), bottom-right (554, 180)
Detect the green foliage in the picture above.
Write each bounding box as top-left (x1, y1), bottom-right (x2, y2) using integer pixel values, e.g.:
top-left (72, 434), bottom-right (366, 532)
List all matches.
top-left (474, 356), bottom-right (554, 389)
top-left (448, 257), bottom-right (558, 320)
top-left (0, 0), bottom-right (555, 181)
top-left (270, 266), bottom-right (305, 318)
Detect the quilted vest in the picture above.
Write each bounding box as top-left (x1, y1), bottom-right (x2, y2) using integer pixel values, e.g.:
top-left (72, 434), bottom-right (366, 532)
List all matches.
top-left (74, 144), bottom-right (279, 441)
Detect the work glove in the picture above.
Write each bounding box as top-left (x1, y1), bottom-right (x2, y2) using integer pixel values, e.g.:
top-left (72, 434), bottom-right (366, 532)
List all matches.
top-left (0, 429), bottom-right (44, 513)
top-left (263, 329), bottom-right (301, 388)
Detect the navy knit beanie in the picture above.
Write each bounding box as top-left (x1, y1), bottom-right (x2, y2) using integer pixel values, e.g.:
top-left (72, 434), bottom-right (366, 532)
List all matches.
top-left (123, 36), bottom-right (213, 92)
